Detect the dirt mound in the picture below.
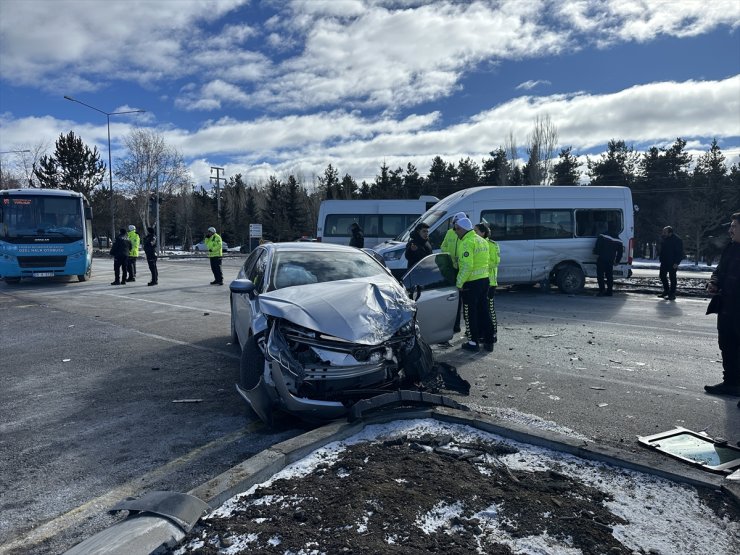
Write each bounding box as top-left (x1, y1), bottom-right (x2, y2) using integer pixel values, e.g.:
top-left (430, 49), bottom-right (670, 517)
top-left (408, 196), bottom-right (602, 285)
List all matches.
top-left (170, 432), bottom-right (738, 554)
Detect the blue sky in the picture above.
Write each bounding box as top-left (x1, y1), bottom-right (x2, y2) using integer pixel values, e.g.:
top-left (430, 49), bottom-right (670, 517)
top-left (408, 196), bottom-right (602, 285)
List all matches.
top-left (1, 0), bottom-right (739, 188)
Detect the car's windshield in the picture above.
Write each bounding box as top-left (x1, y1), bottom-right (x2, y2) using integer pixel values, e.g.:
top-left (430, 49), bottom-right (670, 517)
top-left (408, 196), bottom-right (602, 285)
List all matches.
top-left (396, 209), bottom-right (447, 242)
top-left (270, 250), bottom-right (387, 290)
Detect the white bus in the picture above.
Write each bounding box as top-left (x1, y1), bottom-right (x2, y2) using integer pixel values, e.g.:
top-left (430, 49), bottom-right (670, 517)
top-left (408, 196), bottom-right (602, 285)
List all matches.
top-left (373, 186), bottom-right (634, 293)
top-left (317, 196), bottom-right (439, 248)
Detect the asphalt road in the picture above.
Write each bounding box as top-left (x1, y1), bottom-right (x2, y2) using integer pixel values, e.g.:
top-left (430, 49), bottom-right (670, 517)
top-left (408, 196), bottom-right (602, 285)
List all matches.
top-left (1, 256), bottom-right (736, 554)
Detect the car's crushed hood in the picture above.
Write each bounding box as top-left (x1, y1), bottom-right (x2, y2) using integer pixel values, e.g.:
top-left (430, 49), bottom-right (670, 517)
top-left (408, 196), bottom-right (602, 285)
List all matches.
top-left (257, 279), bottom-right (415, 345)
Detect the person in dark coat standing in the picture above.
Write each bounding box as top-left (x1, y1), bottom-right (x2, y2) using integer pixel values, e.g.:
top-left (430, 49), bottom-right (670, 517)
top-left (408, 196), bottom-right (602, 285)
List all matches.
top-left (349, 223), bottom-right (364, 248)
top-left (405, 223), bottom-right (432, 269)
top-left (657, 226), bottom-right (684, 300)
top-left (109, 228), bottom-right (131, 286)
top-left (704, 212), bottom-right (740, 399)
top-left (593, 223), bottom-right (624, 296)
top-left (143, 226), bottom-right (158, 286)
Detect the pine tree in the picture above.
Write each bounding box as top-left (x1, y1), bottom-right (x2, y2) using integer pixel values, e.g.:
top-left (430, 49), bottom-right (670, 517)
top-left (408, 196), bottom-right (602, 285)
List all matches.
top-left (551, 147), bottom-right (582, 186)
top-left (33, 131), bottom-right (105, 197)
top-left (481, 148), bottom-right (510, 187)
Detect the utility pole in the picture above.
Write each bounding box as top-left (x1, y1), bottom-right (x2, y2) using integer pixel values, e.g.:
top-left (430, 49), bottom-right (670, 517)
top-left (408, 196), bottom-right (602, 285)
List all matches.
top-left (210, 166), bottom-right (226, 228)
top-left (156, 173), bottom-right (161, 254)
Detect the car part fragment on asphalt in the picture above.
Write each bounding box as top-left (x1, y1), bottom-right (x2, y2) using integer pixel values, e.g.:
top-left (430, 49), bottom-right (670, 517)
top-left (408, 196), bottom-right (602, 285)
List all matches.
top-left (638, 427), bottom-right (740, 473)
top-left (348, 390), bottom-right (470, 421)
top-left (108, 491), bottom-right (210, 532)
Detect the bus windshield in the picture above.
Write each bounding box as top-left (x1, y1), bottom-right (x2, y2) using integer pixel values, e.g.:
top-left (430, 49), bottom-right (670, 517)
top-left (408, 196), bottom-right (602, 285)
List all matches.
top-left (1, 195), bottom-right (83, 240)
top-left (396, 210), bottom-right (448, 242)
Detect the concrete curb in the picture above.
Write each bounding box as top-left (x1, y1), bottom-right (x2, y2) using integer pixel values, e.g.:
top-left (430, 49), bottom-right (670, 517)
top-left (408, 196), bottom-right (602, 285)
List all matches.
top-left (189, 406), bottom-right (739, 510)
top-left (66, 406), bottom-right (740, 554)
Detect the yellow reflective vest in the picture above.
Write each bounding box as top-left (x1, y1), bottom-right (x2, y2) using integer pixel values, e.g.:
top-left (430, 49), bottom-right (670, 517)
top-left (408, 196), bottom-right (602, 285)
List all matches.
top-left (441, 228), bottom-right (461, 269)
top-left (487, 239), bottom-right (501, 287)
top-left (205, 233), bottom-right (222, 257)
top-left (127, 230), bottom-right (140, 257)
top-left (456, 231), bottom-right (489, 289)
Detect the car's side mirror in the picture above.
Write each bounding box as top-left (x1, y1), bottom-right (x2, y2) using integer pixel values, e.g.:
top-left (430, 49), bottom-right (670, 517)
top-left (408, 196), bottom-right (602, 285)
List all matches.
top-left (230, 278), bottom-right (256, 299)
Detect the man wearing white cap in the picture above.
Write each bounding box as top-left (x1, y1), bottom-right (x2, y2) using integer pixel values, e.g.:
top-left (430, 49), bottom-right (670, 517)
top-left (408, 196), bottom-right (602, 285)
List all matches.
top-left (126, 224), bottom-right (140, 282)
top-left (204, 226), bottom-right (223, 285)
top-left (455, 217), bottom-right (494, 352)
top-left (441, 212), bottom-right (467, 333)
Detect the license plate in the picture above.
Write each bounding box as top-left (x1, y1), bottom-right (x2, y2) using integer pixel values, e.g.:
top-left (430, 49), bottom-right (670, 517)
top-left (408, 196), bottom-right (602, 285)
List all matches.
top-left (32, 272), bottom-right (54, 277)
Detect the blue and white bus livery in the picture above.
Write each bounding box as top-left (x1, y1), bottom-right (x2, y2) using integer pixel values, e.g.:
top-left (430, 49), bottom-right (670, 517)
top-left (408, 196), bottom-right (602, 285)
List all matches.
top-left (0, 188), bottom-right (94, 283)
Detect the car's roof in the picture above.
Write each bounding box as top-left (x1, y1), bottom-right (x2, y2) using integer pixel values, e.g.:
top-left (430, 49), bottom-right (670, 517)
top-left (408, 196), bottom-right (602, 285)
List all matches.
top-left (261, 242), bottom-right (365, 254)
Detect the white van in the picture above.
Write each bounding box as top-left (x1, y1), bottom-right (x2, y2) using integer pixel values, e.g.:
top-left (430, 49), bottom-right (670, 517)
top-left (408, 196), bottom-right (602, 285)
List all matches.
top-left (373, 186), bottom-right (634, 293)
top-left (317, 196), bottom-right (439, 248)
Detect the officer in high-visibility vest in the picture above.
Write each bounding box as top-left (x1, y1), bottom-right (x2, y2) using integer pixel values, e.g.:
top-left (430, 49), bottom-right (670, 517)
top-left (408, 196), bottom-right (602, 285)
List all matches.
top-left (126, 225), bottom-right (140, 282)
top-left (475, 222), bottom-right (500, 345)
top-left (455, 217), bottom-right (494, 352)
top-left (441, 212), bottom-right (467, 333)
top-left (204, 226), bottom-right (223, 285)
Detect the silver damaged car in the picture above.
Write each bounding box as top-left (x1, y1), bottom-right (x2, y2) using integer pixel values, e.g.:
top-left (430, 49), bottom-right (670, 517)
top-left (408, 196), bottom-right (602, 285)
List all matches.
top-left (229, 242), bottom-right (459, 423)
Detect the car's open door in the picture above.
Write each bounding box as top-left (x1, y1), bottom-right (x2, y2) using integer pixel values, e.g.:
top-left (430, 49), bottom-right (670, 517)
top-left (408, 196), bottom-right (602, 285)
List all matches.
top-left (401, 253), bottom-right (458, 344)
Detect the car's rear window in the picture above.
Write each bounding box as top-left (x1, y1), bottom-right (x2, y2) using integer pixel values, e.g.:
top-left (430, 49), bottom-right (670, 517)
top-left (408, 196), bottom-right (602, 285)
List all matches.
top-left (271, 250), bottom-right (387, 290)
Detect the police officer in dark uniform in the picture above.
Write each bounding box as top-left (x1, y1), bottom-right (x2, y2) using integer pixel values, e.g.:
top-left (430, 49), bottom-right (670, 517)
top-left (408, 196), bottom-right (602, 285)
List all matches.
top-left (143, 226), bottom-right (158, 286)
top-left (109, 228), bottom-right (131, 285)
top-left (593, 223), bottom-right (624, 296)
top-left (705, 212), bottom-right (740, 399)
top-left (657, 226), bottom-right (684, 300)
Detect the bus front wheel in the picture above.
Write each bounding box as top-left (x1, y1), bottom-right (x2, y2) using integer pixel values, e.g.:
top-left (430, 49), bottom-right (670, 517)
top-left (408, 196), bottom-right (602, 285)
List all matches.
top-left (78, 266), bottom-right (92, 282)
top-left (4, 277), bottom-right (21, 284)
top-left (556, 265), bottom-right (584, 294)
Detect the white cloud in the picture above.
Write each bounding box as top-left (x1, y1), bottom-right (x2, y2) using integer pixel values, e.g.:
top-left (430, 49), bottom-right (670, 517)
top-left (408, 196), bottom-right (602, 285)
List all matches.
top-left (0, 0), bottom-right (249, 87)
top-left (516, 80), bottom-right (552, 91)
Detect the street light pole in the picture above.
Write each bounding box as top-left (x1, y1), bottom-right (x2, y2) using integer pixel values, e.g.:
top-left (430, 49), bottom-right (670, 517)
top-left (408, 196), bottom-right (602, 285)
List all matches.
top-left (64, 95), bottom-right (145, 241)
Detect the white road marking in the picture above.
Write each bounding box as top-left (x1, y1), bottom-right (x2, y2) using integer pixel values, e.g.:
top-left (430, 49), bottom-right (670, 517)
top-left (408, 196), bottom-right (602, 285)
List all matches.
top-left (0, 425), bottom-right (262, 554)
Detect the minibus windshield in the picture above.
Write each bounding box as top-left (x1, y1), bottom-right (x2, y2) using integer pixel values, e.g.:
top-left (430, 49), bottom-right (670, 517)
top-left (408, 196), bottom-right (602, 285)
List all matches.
top-left (396, 210), bottom-right (447, 242)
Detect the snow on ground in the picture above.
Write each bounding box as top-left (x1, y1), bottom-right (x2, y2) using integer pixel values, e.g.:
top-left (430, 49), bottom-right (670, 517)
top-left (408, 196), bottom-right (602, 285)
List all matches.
top-left (198, 419), bottom-right (739, 555)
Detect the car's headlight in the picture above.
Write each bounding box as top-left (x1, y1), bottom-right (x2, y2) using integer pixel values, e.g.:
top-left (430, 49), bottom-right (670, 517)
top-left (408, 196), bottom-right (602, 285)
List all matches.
top-left (383, 248), bottom-right (404, 261)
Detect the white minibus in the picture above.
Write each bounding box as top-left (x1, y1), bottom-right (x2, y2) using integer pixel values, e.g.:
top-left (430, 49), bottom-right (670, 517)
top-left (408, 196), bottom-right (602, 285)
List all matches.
top-left (373, 186), bottom-right (634, 293)
top-left (317, 196), bottom-right (439, 248)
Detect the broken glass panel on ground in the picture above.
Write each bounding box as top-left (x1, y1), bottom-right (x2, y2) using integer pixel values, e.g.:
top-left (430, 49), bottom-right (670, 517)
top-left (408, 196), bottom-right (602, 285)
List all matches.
top-left (638, 427), bottom-right (740, 474)
top-left (169, 420), bottom-right (740, 555)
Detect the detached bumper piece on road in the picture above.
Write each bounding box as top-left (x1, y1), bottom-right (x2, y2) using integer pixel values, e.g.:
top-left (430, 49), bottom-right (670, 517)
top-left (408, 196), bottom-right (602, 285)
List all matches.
top-left (64, 491), bottom-right (209, 555)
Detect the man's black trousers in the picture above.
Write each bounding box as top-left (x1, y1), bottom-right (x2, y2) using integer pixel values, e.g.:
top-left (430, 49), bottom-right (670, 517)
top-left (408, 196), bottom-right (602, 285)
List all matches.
top-left (596, 259), bottom-right (614, 293)
top-left (210, 256), bottom-right (223, 283)
top-left (659, 263), bottom-right (677, 295)
top-left (717, 311), bottom-right (740, 386)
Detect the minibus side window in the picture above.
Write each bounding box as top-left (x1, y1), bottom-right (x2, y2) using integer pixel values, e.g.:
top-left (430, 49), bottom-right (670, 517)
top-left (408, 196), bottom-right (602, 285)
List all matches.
top-left (380, 214), bottom-right (414, 238)
top-left (536, 209), bottom-right (573, 239)
top-left (575, 209), bottom-right (624, 237)
top-left (481, 210), bottom-right (536, 240)
top-left (324, 214), bottom-right (361, 238)
top-left (364, 215), bottom-right (380, 237)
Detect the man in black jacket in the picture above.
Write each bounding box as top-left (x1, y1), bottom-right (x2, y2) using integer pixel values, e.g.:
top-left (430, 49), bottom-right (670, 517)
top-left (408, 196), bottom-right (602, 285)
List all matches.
top-left (143, 226), bottom-right (158, 286)
top-left (349, 223), bottom-right (364, 248)
top-left (705, 212), bottom-right (740, 399)
top-left (593, 224), bottom-right (624, 296)
top-left (109, 228), bottom-right (131, 286)
top-left (405, 223), bottom-right (432, 269)
top-left (658, 226), bottom-right (684, 300)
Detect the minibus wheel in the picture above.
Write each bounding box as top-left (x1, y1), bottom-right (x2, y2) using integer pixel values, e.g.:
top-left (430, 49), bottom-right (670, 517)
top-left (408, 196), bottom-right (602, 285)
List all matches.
top-left (556, 265), bottom-right (585, 294)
